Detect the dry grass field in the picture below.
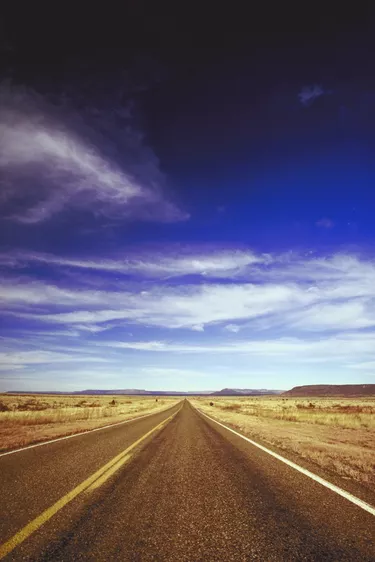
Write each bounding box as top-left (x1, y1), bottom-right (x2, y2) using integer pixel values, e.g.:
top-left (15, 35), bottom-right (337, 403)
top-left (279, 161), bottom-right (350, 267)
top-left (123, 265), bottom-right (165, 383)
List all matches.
top-left (0, 394), bottom-right (180, 452)
top-left (190, 396), bottom-right (375, 490)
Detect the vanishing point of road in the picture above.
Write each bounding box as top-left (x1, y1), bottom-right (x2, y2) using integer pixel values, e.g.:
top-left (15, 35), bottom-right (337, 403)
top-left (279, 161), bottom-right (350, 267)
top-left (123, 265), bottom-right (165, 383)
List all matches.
top-left (0, 400), bottom-right (374, 561)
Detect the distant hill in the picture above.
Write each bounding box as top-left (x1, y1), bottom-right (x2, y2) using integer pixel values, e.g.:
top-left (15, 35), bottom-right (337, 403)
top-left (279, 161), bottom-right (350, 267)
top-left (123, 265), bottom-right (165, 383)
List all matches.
top-left (5, 389), bottom-right (214, 396)
top-left (6, 389), bottom-right (150, 395)
top-left (283, 384), bottom-right (375, 397)
top-left (5, 388), bottom-right (281, 396)
top-left (210, 388), bottom-right (283, 396)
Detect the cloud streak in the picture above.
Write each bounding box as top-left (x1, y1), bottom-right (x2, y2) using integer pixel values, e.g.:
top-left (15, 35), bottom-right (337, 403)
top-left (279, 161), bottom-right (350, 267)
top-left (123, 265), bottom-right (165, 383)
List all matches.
top-left (1, 247), bottom-right (374, 390)
top-left (0, 82), bottom-right (186, 224)
top-left (298, 84), bottom-right (327, 106)
top-left (98, 332), bottom-right (375, 359)
top-left (0, 280), bottom-right (315, 330)
top-left (1, 249), bottom-right (375, 333)
top-left (0, 248), bottom-right (266, 279)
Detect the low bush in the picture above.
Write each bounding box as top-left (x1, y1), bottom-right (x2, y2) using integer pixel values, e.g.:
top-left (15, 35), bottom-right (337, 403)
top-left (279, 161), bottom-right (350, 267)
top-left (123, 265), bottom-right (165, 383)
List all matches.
top-left (222, 403), bottom-right (242, 411)
top-left (0, 401), bottom-right (10, 412)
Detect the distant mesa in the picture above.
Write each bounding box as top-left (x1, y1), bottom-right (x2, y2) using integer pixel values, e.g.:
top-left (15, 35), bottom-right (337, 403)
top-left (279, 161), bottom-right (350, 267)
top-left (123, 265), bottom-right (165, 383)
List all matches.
top-left (7, 386), bottom-right (373, 396)
top-left (209, 388), bottom-right (282, 396)
top-left (6, 389), bottom-right (150, 395)
top-left (6, 388), bottom-right (282, 396)
top-left (283, 384), bottom-right (375, 397)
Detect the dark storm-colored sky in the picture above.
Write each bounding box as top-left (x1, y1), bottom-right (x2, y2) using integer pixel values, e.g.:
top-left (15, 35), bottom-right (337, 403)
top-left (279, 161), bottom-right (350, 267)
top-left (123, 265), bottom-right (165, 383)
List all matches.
top-left (1, 8), bottom-right (375, 390)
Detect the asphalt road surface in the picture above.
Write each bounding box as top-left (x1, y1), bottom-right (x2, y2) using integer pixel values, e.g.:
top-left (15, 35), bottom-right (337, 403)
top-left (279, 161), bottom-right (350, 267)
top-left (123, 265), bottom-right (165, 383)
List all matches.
top-left (1, 400), bottom-right (374, 561)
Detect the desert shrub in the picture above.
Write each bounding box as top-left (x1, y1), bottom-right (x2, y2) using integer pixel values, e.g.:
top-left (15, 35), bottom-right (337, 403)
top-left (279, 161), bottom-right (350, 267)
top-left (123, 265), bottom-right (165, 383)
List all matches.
top-left (333, 405), bottom-right (372, 414)
top-left (295, 402), bottom-right (316, 411)
top-left (209, 402), bottom-right (214, 406)
top-left (0, 401), bottom-right (10, 412)
top-left (17, 400), bottom-right (48, 411)
top-left (222, 403), bottom-right (242, 411)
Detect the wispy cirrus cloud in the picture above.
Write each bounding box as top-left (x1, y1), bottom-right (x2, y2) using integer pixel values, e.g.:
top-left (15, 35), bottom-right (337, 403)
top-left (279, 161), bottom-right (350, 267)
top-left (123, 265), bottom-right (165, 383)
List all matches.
top-left (1, 280), bottom-right (314, 330)
top-left (97, 332), bottom-right (375, 359)
top-left (225, 324), bottom-right (241, 333)
top-left (298, 84), bottom-right (327, 106)
top-left (1, 247), bottom-right (375, 390)
top-left (5, 248), bottom-right (374, 291)
top-left (0, 349), bottom-right (111, 369)
top-left (0, 82), bottom-right (186, 225)
top-left (1, 249), bottom-right (375, 334)
top-left (289, 300), bottom-right (375, 331)
top-left (0, 247), bottom-right (266, 279)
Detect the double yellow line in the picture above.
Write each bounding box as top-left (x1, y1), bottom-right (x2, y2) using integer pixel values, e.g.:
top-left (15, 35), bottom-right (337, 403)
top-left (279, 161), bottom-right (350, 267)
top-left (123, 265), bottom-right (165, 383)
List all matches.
top-left (0, 409), bottom-right (178, 560)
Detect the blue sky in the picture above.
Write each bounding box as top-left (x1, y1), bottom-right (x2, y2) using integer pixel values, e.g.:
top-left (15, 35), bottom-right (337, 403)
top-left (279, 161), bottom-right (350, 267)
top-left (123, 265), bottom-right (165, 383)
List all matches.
top-left (1, 41), bottom-right (375, 391)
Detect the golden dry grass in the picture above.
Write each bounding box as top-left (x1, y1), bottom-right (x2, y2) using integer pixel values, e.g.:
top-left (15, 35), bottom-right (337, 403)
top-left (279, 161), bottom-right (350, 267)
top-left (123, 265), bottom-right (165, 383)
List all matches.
top-left (190, 396), bottom-right (375, 489)
top-left (0, 394), bottom-right (180, 451)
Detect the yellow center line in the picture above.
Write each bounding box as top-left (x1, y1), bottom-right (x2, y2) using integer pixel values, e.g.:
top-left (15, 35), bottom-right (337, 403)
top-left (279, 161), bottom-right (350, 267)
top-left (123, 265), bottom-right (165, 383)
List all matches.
top-left (0, 408), bottom-right (180, 560)
top-left (86, 453), bottom-right (133, 492)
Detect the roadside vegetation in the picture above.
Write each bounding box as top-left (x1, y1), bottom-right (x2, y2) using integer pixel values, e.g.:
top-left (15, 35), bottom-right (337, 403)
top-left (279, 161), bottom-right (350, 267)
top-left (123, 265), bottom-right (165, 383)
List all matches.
top-left (190, 396), bottom-right (375, 490)
top-left (0, 394), bottom-right (179, 452)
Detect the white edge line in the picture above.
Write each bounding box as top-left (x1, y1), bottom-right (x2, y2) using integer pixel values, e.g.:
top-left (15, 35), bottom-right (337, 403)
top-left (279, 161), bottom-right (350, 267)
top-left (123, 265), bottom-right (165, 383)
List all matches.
top-left (196, 406), bottom-right (375, 517)
top-left (0, 402), bottom-right (180, 458)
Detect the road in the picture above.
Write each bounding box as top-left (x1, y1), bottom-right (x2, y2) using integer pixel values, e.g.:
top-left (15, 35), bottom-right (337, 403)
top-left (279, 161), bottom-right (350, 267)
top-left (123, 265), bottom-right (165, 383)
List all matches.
top-left (0, 400), bottom-right (374, 561)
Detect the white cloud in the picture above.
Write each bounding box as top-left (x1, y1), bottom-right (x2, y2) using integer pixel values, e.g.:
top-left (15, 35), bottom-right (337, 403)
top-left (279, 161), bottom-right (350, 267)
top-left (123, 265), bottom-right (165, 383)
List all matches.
top-left (1, 248), bottom-right (266, 279)
top-left (3, 281), bottom-right (313, 330)
top-left (2, 251), bottom-right (375, 336)
top-left (291, 300), bottom-right (375, 331)
top-left (225, 324), bottom-right (240, 333)
top-left (74, 324), bottom-right (113, 333)
top-left (0, 349), bottom-right (111, 367)
top-left (97, 332), bottom-right (375, 362)
top-left (298, 84), bottom-right (326, 106)
top-left (0, 83), bottom-right (186, 224)
top-left (0, 279), bottom-right (100, 306)
top-left (5, 249), bottom-right (374, 293)
top-left (138, 251), bottom-right (266, 277)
